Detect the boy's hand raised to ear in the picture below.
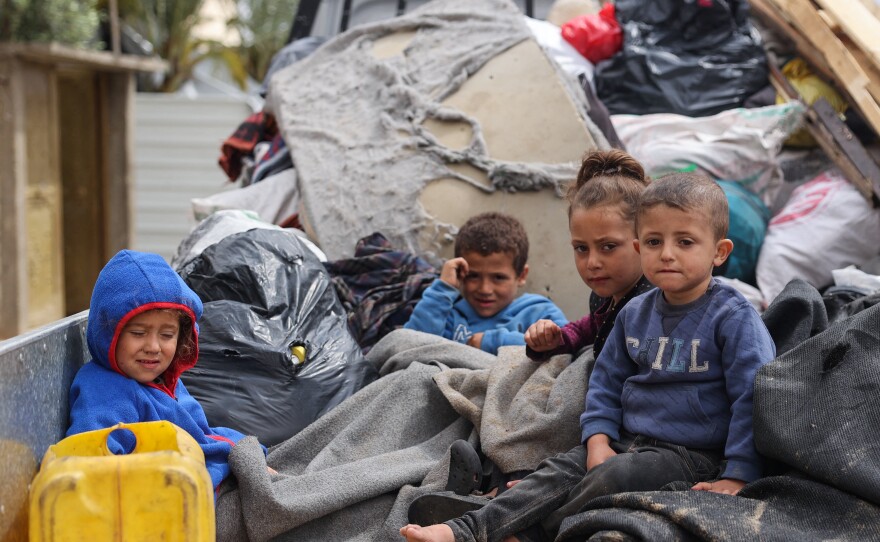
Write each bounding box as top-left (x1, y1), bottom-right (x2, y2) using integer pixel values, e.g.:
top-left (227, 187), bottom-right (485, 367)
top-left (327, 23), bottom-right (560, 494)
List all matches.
top-left (691, 478), bottom-right (745, 495)
top-left (525, 319), bottom-right (564, 352)
top-left (440, 257), bottom-right (469, 289)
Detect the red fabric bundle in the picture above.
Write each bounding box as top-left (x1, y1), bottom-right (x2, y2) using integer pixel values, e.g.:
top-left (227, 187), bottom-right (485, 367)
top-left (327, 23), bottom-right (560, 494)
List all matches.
top-left (561, 3), bottom-right (622, 64)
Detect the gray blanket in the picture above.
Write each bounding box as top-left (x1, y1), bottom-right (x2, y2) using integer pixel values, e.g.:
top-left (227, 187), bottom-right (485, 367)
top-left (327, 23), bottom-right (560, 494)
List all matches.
top-left (217, 330), bottom-right (589, 541)
top-left (433, 341), bottom-right (590, 473)
top-left (557, 475), bottom-right (880, 541)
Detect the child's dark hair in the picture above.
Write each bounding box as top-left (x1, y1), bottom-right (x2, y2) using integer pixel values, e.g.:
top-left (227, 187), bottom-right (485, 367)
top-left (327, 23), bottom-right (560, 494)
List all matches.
top-left (177, 311), bottom-right (196, 362)
top-left (155, 308), bottom-right (196, 364)
top-left (637, 172), bottom-right (729, 240)
top-left (454, 212), bottom-right (529, 275)
top-left (567, 149), bottom-right (649, 225)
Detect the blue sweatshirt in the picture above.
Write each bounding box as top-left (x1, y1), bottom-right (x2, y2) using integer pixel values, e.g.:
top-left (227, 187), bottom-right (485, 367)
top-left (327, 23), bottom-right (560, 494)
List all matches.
top-left (581, 280), bottom-right (775, 483)
top-left (404, 279), bottom-right (568, 355)
top-left (67, 250), bottom-right (250, 490)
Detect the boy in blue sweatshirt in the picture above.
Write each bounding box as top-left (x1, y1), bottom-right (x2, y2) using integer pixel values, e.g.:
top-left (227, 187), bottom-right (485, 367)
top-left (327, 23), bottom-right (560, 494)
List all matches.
top-left (401, 173), bottom-right (776, 542)
top-left (404, 212), bottom-right (567, 355)
top-left (67, 250), bottom-right (259, 491)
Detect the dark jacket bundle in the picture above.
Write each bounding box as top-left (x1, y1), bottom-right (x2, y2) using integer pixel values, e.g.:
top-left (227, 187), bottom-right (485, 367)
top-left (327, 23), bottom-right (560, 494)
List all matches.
top-left (323, 232), bottom-right (438, 354)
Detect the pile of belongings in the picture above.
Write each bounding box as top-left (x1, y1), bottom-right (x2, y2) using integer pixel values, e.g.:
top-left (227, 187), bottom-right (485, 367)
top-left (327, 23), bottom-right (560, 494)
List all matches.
top-left (172, 0), bottom-right (880, 539)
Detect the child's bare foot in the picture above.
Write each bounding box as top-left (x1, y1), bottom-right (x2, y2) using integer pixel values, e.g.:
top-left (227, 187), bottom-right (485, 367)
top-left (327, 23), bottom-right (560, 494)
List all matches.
top-left (399, 523), bottom-right (454, 542)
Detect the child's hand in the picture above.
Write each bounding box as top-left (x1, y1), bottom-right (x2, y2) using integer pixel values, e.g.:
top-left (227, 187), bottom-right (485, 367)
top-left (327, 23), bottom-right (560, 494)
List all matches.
top-left (691, 478), bottom-right (745, 495)
top-left (467, 332), bottom-right (484, 349)
top-left (439, 257), bottom-right (469, 289)
top-left (585, 434), bottom-right (616, 471)
top-left (525, 319), bottom-right (563, 352)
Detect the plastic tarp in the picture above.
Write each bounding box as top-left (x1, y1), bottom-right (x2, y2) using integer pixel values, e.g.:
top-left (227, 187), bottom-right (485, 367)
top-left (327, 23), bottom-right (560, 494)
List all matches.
top-left (175, 223), bottom-right (378, 446)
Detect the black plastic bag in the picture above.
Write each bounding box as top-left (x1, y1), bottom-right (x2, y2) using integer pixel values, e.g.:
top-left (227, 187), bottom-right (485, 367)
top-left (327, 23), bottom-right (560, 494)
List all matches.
top-left (595, 0), bottom-right (768, 117)
top-left (177, 228), bottom-right (378, 446)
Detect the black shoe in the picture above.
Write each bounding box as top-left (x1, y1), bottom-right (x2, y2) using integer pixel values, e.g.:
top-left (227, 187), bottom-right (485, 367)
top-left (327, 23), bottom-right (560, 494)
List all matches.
top-left (407, 491), bottom-right (489, 526)
top-left (445, 440), bottom-right (483, 496)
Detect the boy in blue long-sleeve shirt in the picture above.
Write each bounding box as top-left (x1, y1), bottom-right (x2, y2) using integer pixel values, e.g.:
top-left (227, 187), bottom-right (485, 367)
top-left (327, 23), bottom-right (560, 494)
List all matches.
top-left (404, 212), bottom-right (567, 355)
top-left (401, 173), bottom-right (776, 542)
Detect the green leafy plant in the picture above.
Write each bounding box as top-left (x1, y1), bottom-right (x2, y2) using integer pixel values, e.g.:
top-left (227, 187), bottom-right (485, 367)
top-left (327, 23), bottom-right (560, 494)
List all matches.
top-left (0, 0), bottom-right (101, 47)
top-left (1, 0), bottom-right (304, 92)
top-left (115, 0), bottom-right (248, 92)
top-left (227, 0), bottom-right (300, 82)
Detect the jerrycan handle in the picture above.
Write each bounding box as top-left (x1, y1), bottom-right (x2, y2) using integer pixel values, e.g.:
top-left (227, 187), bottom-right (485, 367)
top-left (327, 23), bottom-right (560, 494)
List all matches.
top-left (47, 421), bottom-right (202, 460)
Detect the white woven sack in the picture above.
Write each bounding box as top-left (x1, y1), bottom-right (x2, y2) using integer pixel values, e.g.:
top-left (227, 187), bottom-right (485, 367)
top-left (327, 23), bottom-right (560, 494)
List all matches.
top-left (756, 170), bottom-right (880, 302)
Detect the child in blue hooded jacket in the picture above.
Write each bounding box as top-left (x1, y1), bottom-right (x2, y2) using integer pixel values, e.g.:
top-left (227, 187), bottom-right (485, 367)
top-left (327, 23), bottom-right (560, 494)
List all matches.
top-left (67, 249), bottom-right (252, 491)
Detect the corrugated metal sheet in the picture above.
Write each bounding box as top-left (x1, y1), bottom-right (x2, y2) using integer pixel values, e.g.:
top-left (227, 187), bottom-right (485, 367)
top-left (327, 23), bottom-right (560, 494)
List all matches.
top-left (133, 94), bottom-right (253, 260)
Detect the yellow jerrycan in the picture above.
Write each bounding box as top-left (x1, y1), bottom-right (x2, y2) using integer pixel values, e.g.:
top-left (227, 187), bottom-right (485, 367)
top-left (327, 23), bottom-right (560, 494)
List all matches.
top-left (29, 420), bottom-right (215, 542)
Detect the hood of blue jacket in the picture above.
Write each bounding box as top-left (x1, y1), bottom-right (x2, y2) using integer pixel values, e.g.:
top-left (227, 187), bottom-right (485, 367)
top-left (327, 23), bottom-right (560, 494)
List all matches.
top-left (87, 250), bottom-right (203, 396)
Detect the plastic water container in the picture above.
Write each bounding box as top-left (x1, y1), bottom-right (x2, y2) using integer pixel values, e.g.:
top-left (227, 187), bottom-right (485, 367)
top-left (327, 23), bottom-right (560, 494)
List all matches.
top-left (29, 421), bottom-right (215, 542)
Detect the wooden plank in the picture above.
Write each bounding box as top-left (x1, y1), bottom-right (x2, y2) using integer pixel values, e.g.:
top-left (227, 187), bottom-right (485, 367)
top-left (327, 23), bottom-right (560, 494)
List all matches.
top-left (860, 0), bottom-right (880, 18)
top-left (0, 42), bottom-right (167, 73)
top-left (755, 1), bottom-right (880, 111)
top-left (22, 62), bottom-right (65, 329)
top-left (817, 8), bottom-right (880, 105)
top-left (749, 0), bottom-right (834, 80)
top-left (807, 102), bottom-right (880, 205)
top-left (58, 69), bottom-right (106, 316)
top-left (837, 33), bottom-right (880, 105)
top-left (816, 9), bottom-right (839, 32)
top-left (102, 72), bottom-right (134, 258)
top-left (768, 0), bottom-right (880, 135)
top-left (0, 58), bottom-right (27, 339)
top-left (813, 98), bottom-right (880, 204)
top-left (772, 63), bottom-right (880, 206)
top-left (813, 0), bottom-right (880, 75)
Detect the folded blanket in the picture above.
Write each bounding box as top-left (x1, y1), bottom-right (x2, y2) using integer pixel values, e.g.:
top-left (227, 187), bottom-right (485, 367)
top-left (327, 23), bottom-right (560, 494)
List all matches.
top-left (435, 343), bottom-right (591, 473)
top-left (367, 328), bottom-right (497, 375)
top-left (217, 328), bottom-right (591, 540)
top-left (217, 361), bottom-right (472, 541)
